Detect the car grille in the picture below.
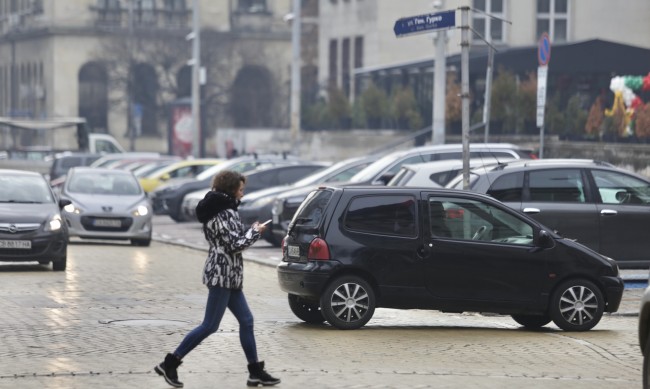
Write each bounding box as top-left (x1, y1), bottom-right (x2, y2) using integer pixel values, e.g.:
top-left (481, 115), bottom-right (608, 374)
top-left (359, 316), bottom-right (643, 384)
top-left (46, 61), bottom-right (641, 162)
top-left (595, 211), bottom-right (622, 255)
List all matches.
top-left (80, 216), bottom-right (133, 232)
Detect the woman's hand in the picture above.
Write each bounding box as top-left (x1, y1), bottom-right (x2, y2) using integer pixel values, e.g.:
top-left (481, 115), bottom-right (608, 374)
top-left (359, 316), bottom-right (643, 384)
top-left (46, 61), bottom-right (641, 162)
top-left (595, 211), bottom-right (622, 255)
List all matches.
top-left (253, 221), bottom-right (269, 234)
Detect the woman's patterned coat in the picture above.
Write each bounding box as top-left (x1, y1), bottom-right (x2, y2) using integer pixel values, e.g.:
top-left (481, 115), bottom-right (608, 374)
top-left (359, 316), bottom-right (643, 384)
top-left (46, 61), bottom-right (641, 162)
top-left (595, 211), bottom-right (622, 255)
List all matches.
top-left (196, 191), bottom-right (260, 289)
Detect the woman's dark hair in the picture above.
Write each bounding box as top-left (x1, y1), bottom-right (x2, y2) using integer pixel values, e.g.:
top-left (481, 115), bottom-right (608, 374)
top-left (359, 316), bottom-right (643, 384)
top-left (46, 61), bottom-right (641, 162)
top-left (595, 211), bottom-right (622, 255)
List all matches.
top-left (211, 170), bottom-right (246, 197)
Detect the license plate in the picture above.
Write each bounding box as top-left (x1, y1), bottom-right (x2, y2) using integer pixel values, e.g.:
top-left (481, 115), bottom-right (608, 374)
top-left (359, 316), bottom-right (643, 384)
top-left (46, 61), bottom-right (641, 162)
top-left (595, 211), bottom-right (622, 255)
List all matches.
top-left (93, 219), bottom-right (122, 227)
top-left (288, 245), bottom-right (300, 258)
top-left (0, 240), bottom-right (31, 249)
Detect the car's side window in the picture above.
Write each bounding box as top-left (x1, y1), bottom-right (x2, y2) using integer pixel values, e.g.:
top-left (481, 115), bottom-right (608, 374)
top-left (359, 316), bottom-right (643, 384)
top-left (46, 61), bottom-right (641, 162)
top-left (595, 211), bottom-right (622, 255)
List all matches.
top-left (486, 172), bottom-right (523, 202)
top-left (591, 169), bottom-right (650, 205)
top-left (429, 196), bottom-right (533, 245)
top-left (528, 169), bottom-right (585, 203)
top-left (345, 195), bottom-right (417, 237)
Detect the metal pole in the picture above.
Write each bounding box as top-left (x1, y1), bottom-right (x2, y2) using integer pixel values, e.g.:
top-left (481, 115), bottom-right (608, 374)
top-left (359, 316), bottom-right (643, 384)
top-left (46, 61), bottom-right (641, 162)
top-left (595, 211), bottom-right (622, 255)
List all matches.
top-left (483, 45), bottom-right (494, 143)
top-left (191, 0), bottom-right (201, 158)
top-left (460, 6), bottom-right (470, 190)
top-left (128, 0), bottom-right (135, 151)
top-left (289, 0), bottom-right (301, 154)
top-left (432, 0), bottom-right (446, 145)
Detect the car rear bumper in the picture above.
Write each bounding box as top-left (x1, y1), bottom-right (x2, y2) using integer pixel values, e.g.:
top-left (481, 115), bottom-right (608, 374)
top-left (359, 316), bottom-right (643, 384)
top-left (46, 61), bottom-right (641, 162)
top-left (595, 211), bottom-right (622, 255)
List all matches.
top-left (599, 275), bottom-right (624, 313)
top-left (277, 260), bottom-right (341, 298)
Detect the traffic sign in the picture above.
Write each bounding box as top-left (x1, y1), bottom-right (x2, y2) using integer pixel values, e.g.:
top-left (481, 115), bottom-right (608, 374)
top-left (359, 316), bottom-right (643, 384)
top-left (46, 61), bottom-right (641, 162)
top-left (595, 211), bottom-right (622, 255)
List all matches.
top-left (394, 10), bottom-right (456, 38)
top-left (538, 32), bottom-right (551, 66)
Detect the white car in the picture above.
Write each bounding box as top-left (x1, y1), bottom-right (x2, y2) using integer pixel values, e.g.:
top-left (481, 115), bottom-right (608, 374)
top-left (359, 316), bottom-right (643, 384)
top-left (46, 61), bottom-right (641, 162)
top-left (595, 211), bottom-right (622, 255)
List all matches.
top-left (387, 157), bottom-right (515, 188)
top-left (60, 167), bottom-right (153, 246)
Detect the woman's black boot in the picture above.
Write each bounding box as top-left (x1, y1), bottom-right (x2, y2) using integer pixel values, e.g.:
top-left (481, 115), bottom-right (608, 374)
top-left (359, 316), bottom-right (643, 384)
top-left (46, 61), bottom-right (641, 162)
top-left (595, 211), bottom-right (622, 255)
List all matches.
top-left (155, 353), bottom-right (184, 388)
top-left (247, 361), bottom-right (281, 386)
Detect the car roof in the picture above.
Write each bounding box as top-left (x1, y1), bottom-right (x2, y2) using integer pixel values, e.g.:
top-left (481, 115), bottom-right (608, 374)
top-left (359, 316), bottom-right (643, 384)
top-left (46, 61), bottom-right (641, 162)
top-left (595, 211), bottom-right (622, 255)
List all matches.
top-left (400, 157), bottom-right (515, 173)
top-left (477, 158), bottom-right (614, 172)
top-left (0, 168), bottom-right (43, 177)
top-left (69, 167), bottom-right (136, 175)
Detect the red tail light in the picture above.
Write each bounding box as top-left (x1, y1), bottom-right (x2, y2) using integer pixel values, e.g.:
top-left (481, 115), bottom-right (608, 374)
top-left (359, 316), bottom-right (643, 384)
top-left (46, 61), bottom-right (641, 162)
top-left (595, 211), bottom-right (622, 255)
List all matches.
top-left (308, 238), bottom-right (330, 260)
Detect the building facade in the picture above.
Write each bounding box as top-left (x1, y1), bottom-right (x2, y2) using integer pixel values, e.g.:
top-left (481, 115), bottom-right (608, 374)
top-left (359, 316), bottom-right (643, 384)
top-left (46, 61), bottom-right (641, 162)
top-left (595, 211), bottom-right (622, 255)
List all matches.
top-left (0, 0), bottom-right (296, 155)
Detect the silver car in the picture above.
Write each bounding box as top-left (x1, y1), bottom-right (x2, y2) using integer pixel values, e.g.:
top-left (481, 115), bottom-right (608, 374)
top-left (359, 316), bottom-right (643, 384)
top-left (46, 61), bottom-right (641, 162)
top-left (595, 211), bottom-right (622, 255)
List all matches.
top-left (61, 167), bottom-right (153, 246)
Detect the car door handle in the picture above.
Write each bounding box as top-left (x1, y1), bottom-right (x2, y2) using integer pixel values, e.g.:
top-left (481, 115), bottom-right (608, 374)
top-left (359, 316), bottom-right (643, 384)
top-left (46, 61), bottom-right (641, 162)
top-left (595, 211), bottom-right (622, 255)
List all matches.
top-left (523, 208), bottom-right (540, 214)
top-left (600, 209), bottom-right (617, 216)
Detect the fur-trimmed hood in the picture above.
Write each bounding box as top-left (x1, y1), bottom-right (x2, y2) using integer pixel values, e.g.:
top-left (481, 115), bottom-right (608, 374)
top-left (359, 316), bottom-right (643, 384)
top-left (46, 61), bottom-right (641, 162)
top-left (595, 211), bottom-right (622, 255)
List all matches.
top-left (195, 190), bottom-right (239, 224)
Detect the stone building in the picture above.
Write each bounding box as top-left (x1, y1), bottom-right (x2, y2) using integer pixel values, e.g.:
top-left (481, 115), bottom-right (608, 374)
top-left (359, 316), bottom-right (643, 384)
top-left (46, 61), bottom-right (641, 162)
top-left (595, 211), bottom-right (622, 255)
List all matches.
top-left (0, 0), bottom-right (300, 155)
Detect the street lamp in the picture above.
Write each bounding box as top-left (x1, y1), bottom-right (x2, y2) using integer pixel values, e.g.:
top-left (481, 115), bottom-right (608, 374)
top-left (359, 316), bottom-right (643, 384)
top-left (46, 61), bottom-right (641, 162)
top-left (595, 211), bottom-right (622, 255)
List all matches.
top-left (189, 0), bottom-right (201, 158)
top-left (287, 0), bottom-right (301, 154)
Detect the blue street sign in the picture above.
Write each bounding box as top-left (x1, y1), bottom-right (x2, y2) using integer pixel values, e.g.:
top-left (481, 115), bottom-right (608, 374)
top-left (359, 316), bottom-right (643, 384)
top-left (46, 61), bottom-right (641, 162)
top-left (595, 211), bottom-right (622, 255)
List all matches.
top-left (538, 32), bottom-right (551, 66)
top-left (394, 10), bottom-right (456, 38)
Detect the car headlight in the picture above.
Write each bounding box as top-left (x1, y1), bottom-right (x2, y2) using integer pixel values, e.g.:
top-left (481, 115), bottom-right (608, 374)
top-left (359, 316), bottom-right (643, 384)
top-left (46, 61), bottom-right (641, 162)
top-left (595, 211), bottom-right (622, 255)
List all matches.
top-left (63, 203), bottom-right (83, 214)
top-left (602, 255), bottom-right (619, 276)
top-left (132, 204), bottom-right (150, 216)
top-left (45, 214), bottom-right (63, 231)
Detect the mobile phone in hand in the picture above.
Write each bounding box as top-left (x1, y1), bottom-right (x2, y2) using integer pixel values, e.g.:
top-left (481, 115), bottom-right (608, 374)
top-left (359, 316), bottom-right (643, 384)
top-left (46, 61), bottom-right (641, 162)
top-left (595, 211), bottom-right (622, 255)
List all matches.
top-left (260, 219), bottom-right (272, 226)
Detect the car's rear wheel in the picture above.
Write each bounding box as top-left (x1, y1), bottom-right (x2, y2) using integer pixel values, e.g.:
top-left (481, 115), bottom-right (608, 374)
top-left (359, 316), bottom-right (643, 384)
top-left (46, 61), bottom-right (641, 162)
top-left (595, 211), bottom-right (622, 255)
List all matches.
top-left (511, 314), bottom-right (552, 329)
top-left (549, 279), bottom-right (604, 331)
top-left (288, 294), bottom-right (325, 324)
top-left (52, 256), bottom-right (66, 271)
top-left (320, 275), bottom-right (375, 330)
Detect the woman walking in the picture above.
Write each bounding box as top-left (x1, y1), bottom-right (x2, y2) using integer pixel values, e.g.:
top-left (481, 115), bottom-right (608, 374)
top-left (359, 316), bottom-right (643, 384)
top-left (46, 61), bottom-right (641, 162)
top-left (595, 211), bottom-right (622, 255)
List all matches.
top-left (154, 170), bottom-right (280, 388)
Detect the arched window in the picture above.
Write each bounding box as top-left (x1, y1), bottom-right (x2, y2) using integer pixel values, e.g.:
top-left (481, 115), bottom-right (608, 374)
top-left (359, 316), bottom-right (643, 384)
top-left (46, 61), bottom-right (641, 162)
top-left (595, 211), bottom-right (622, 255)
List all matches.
top-left (231, 65), bottom-right (273, 127)
top-left (78, 62), bottom-right (108, 133)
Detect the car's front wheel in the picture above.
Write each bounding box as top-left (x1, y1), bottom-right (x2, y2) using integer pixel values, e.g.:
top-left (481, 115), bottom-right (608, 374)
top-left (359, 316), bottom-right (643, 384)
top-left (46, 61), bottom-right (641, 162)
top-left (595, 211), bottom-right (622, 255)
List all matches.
top-left (320, 275), bottom-right (376, 330)
top-left (549, 279), bottom-right (604, 331)
top-left (288, 294), bottom-right (324, 324)
top-left (52, 256), bottom-right (66, 271)
top-left (511, 314), bottom-right (552, 329)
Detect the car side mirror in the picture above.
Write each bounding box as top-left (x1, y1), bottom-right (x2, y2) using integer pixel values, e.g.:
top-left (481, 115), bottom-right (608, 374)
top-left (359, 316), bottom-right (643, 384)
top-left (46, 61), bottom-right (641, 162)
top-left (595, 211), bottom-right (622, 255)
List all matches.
top-left (161, 173), bottom-right (171, 181)
top-left (58, 199), bottom-right (72, 209)
top-left (538, 230), bottom-right (554, 249)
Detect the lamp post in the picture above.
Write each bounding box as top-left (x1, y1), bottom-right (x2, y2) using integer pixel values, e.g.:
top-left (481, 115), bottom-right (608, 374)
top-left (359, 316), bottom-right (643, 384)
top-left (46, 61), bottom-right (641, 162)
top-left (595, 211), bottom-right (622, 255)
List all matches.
top-left (289, 0), bottom-right (301, 153)
top-left (189, 0), bottom-right (201, 158)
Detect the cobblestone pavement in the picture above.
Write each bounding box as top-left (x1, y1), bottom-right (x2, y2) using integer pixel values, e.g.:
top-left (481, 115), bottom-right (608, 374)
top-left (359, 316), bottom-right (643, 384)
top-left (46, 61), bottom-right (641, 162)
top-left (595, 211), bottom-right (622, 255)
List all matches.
top-left (0, 217), bottom-right (644, 389)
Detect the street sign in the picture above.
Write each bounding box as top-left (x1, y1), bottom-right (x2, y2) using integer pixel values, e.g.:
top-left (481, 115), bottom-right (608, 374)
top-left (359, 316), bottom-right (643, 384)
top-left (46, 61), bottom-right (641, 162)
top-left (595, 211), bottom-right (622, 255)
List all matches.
top-left (538, 32), bottom-right (551, 66)
top-left (393, 10), bottom-right (455, 38)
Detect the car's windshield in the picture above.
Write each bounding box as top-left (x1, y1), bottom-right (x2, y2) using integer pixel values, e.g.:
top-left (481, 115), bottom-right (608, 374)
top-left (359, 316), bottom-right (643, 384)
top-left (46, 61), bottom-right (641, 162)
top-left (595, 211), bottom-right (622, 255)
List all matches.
top-left (68, 173), bottom-right (141, 195)
top-left (0, 175), bottom-right (53, 203)
top-left (292, 189), bottom-right (333, 229)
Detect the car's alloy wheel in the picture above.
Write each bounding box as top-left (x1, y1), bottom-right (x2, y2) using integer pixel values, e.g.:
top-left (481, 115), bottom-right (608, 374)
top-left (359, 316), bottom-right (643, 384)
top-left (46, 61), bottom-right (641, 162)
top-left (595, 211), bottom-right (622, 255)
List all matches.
top-left (320, 275), bottom-right (375, 330)
top-left (511, 314), bottom-right (552, 329)
top-left (288, 294), bottom-right (324, 324)
top-left (549, 279), bottom-right (604, 331)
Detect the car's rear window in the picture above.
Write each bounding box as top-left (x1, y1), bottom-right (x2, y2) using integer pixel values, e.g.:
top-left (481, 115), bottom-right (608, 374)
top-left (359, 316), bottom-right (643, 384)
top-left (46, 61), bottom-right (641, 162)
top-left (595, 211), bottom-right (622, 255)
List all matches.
top-left (292, 189), bottom-right (333, 228)
top-left (344, 195), bottom-right (417, 237)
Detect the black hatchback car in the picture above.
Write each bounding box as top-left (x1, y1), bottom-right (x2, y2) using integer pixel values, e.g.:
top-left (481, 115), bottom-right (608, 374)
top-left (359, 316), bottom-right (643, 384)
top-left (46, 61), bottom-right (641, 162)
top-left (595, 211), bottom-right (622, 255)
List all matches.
top-left (446, 159), bottom-right (650, 268)
top-left (277, 186), bottom-right (623, 331)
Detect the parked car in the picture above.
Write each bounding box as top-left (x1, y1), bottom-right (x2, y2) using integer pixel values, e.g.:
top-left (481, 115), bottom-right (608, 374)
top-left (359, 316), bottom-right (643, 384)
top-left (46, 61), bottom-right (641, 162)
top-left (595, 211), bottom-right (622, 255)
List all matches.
top-left (445, 159), bottom-right (650, 268)
top-left (277, 186), bottom-right (623, 331)
top-left (182, 162), bottom-right (329, 224)
top-left (89, 152), bottom-right (164, 168)
top-left (48, 152), bottom-right (103, 182)
top-left (387, 157), bottom-right (515, 188)
top-left (138, 158), bottom-right (223, 193)
top-left (150, 153), bottom-right (305, 222)
top-left (60, 167), bottom-right (153, 246)
top-left (346, 143), bottom-right (535, 186)
top-left (0, 169), bottom-right (69, 271)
